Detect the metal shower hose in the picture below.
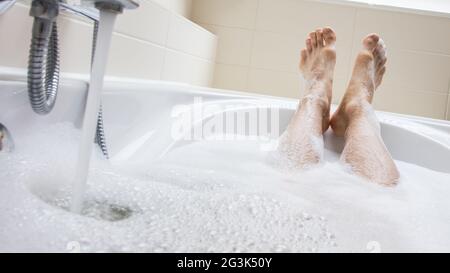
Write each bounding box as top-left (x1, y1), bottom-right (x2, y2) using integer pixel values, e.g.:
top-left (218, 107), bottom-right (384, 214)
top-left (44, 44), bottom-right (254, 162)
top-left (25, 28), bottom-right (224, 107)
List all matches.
top-left (27, 18), bottom-right (109, 158)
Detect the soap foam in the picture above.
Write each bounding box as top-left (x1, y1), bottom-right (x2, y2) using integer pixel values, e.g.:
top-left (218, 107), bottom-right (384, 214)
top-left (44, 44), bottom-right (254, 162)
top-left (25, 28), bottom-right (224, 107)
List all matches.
top-left (0, 123), bottom-right (449, 252)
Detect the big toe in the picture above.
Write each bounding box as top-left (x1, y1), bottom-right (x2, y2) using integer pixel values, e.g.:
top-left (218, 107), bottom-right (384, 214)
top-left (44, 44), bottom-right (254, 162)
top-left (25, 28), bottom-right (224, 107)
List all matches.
top-left (363, 33), bottom-right (380, 51)
top-left (322, 27), bottom-right (336, 47)
top-left (374, 39), bottom-right (387, 59)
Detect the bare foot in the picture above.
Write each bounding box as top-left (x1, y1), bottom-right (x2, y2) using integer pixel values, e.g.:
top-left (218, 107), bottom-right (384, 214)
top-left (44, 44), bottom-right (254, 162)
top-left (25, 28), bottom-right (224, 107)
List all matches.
top-left (329, 34), bottom-right (398, 186)
top-left (300, 27), bottom-right (337, 80)
top-left (278, 28), bottom-right (337, 168)
top-left (299, 27), bottom-right (337, 132)
top-left (330, 33), bottom-right (387, 136)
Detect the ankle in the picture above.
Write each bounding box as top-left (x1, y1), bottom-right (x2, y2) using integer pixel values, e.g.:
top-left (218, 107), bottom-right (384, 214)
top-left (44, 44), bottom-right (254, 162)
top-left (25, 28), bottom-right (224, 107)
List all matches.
top-left (342, 98), bottom-right (371, 117)
top-left (300, 93), bottom-right (330, 115)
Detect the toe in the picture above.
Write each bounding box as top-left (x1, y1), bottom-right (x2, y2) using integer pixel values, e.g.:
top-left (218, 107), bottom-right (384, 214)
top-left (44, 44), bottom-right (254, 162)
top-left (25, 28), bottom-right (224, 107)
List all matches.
top-left (316, 29), bottom-right (323, 47)
top-left (379, 66), bottom-right (386, 77)
top-left (377, 57), bottom-right (387, 69)
top-left (306, 38), bottom-right (313, 53)
top-left (309, 32), bottom-right (317, 48)
top-left (363, 33), bottom-right (380, 51)
top-left (300, 49), bottom-right (308, 65)
top-left (322, 27), bottom-right (336, 47)
top-left (301, 48), bottom-right (308, 59)
top-left (373, 38), bottom-right (387, 68)
top-left (376, 39), bottom-right (387, 57)
top-left (375, 66), bottom-right (386, 87)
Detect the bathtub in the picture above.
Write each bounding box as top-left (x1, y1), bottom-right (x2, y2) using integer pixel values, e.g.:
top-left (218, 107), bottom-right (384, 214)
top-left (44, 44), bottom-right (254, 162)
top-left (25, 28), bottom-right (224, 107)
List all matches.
top-left (1, 67), bottom-right (450, 252)
top-left (1, 67), bottom-right (449, 173)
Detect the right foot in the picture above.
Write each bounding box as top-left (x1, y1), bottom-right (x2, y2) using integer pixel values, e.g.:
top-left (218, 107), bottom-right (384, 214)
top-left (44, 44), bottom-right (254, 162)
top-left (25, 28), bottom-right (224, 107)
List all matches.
top-left (330, 33), bottom-right (387, 136)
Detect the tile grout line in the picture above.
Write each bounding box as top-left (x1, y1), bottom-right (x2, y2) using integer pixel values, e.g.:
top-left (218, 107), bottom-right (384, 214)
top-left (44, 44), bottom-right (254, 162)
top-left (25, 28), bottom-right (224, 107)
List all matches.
top-left (445, 78), bottom-right (450, 120)
top-left (346, 7), bottom-right (358, 84)
top-left (245, 0), bottom-right (261, 92)
top-left (165, 47), bottom-right (216, 64)
top-left (160, 12), bottom-right (173, 81)
top-left (197, 21), bottom-right (309, 38)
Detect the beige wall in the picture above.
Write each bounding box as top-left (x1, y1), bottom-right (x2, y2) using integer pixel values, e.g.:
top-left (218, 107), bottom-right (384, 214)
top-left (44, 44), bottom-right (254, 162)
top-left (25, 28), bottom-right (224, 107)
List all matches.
top-left (0, 0), bottom-right (217, 86)
top-left (152, 0), bottom-right (193, 18)
top-left (192, 0), bottom-right (450, 120)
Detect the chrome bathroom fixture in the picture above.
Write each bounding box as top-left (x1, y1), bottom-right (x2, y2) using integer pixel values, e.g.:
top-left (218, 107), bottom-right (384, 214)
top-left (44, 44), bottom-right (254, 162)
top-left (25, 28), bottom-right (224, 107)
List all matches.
top-left (0, 123), bottom-right (14, 152)
top-left (1, 0), bottom-right (138, 158)
top-left (27, 0), bottom-right (138, 115)
top-left (28, 0), bottom-right (60, 115)
top-left (0, 0), bottom-right (16, 14)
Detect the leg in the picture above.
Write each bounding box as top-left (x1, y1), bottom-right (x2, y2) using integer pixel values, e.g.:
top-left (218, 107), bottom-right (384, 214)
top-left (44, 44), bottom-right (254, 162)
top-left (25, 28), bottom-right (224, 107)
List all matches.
top-left (330, 34), bottom-right (399, 185)
top-left (278, 27), bottom-right (336, 168)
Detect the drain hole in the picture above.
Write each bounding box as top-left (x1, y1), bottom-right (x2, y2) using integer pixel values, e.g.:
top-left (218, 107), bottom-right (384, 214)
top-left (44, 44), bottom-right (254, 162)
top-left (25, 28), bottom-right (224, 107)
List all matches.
top-left (38, 193), bottom-right (136, 222)
top-left (81, 200), bottom-right (134, 222)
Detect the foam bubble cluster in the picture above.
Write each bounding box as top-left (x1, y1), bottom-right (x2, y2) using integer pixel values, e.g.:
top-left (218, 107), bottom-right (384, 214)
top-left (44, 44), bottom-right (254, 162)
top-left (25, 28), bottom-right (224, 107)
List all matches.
top-left (0, 123), bottom-right (449, 252)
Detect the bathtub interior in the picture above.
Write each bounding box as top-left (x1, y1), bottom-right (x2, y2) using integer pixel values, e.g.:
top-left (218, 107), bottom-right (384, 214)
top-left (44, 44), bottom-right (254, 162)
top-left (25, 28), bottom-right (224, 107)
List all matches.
top-left (3, 76), bottom-right (448, 171)
top-left (1, 73), bottom-right (450, 252)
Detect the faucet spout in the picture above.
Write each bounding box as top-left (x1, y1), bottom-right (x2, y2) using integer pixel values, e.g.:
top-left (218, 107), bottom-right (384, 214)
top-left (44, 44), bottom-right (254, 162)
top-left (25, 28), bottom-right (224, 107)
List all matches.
top-left (59, 0), bottom-right (138, 21)
top-left (94, 0), bottom-right (139, 13)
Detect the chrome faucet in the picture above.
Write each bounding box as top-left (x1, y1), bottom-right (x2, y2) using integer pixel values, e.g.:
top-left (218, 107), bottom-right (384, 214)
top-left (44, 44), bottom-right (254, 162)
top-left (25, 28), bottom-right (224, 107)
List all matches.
top-left (60, 0), bottom-right (138, 19)
top-left (0, 0), bottom-right (138, 158)
top-left (1, 0), bottom-right (139, 115)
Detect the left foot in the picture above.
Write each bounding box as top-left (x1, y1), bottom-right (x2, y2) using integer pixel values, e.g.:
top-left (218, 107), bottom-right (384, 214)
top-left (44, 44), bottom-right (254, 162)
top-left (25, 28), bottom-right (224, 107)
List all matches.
top-left (277, 28), bottom-right (338, 168)
top-left (299, 27), bottom-right (337, 132)
top-left (300, 27), bottom-right (337, 82)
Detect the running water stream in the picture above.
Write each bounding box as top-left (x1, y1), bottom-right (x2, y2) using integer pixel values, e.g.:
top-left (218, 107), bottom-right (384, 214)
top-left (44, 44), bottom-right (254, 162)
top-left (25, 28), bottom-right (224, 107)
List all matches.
top-left (70, 10), bottom-right (117, 213)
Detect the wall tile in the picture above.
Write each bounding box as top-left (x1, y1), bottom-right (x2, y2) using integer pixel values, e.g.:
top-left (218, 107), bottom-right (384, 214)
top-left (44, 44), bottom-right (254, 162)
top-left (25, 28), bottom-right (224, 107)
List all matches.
top-left (382, 50), bottom-right (450, 94)
top-left (347, 49), bottom-right (450, 95)
top-left (256, 0), bottom-right (355, 80)
top-left (107, 34), bottom-right (166, 80)
top-left (0, 0), bottom-right (217, 88)
top-left (193, 0), bottom-right (450, 120)
top-left (0, 3), bottom-right (32, 69)
top-left (251, 32), bottom-right (302, 73)
top-left (167, 14), bottom-right (217, 60)
top-left (213, 63), bottom-right (249, 91)
top-left (192, 0), bottom-right (259, 29)
top-left (446, 94), bottom-right (450, 121)
top-left (201, 24), bottom-right (253, 66)
top-left (162, 49), bottom-right (215, 86)
top-left (57, 17), bottom-right (94, 74)
top-left (247, 69), bottom-right (301, 98)
top-left (256, 0), bottom-right (356, 35)
top-left (250, 31), bottom-right (350, 83)
top-left (373, 85), bottom-right (448, 119)
top-left (353, 7), bottom-right (450, 55)
top-left (115, 0), bottom-right (170, 46)
top-left (170, 0), bottom-right (193, 18)
top-left (151, 0), bottom-right (193, 18)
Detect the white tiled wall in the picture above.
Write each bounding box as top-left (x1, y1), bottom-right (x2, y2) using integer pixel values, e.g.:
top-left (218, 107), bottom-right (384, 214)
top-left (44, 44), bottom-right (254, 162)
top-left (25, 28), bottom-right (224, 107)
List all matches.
top-left (0, 0), bottom-right (217, 87)
top-left (152, 0), bottom-right (193, 18)
top-left (192, 0), bottom-right (450, 120)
